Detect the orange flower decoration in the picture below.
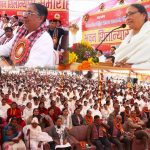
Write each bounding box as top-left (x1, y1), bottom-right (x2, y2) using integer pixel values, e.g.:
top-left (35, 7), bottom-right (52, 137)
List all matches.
top-left (58, 64), bottom-right (70, 70)
top-left (78, 61), bottom-right (91, 70)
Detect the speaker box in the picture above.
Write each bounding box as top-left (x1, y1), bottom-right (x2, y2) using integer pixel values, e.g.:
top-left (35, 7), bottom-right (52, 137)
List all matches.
top-left (132, 78), bottom-right (138, 84)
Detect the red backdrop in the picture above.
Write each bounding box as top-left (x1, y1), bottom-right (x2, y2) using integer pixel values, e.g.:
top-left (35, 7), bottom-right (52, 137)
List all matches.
top-left (0, 0), bottom-right (69, 27)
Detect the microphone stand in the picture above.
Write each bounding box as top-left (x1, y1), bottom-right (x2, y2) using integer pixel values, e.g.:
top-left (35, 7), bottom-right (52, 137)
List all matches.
top-left (0, 32), bottom-right (5, 39)
top-left (95, 26), bottom-right (123, 51)
top-left (0, 21), bottom-right (23, 39)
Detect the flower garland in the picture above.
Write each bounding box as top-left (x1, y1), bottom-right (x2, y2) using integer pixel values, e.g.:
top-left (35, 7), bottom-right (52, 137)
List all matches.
top-left (130, 117), bottom-right (139, 124)
top-left (78, 61), bottom-right (91, 70)
top-left (113, 119), bottom-right (124, 134)
top-left (55, 125), bottom-right (65, 139)
top-left (124, 110), bottom-right (130, 118)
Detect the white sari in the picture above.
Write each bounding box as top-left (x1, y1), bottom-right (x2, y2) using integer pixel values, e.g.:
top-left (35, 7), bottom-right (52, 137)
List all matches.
top-left (115, 21), bottom-right (150, 69)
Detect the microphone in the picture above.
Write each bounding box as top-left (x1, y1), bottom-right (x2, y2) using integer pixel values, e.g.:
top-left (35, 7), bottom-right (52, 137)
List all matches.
top-left (11, 21), bottom-right (23, 28)
top-left (121, 24), bottom-right (126, 28)
top-left (95, 24), bottom-right (126, 50)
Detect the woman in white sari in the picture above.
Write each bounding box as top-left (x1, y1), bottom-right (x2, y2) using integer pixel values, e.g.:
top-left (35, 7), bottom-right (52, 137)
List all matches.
top-left (115, 4), bottom-right (150, 69)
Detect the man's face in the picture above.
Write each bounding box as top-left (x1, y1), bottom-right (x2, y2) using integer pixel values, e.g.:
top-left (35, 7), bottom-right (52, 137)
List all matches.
top-left (27, 102), bottom-right (32, 108)
top-left (5, 94), bottom-right (9, 99)
top-left (114, 105), bottom-right (120, 114)
top-left (110, 47), bottom-right (115, 55)
top-left (56, 118), bottom-right (62, 127)
top-left (75, 108), bottom-right (80, 115)
top-left (33, 109), bottom-right (39, 116)
top-left (95, 118), bottom-right (101, 125)
top-left (63, 109), bottom-right (68, 116)
top-left (94, 105), bottom-right (98, 110)
top-left (23, 4), bottom-right (43, 31)
top-left (49, 21), bottom-right (57, 29)
top-left (5, 30), bottom-right (13, 38)
top-left (87, 110), bottom-right (92, 116)
top-left (11, 17), bottom-right (17, 23)
top-left (125, 107), bottom-right (130, 113)
top-left (11, 119), bottom-right (18, 126)
top-left (2, 99), bottom-right (6, 105)
top-left (31, 122), bottom-right (38, 128)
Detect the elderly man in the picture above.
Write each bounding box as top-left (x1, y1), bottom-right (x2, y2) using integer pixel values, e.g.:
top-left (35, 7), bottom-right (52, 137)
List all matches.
top-left (23, 117), bottom-right (53, 150)
top-left (0, 3), bottom-right (54, 67)
top-left (87, 115), bottom-right (111, 150)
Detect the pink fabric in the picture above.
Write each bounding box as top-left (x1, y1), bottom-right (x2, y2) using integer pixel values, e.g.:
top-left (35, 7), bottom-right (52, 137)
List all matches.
top-left (69, 125), bottom-right (88, 141)
top-left (112, 127), bottom-right (119, 137)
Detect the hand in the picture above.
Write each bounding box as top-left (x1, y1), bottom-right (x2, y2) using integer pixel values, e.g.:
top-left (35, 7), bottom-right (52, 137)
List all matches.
top-left (88, 142), bottom-right (92, 146)
top-left (55, 140), bottom-right (60, 145)
top-left (12, 139), bottom-right (19, 143)
top-left (38, 141), bottom-right (42, 148)
top-left (120, 136), bottom-right (124, 140)
top-left (121, 63), bottom-right (132, 68)
top-left (63, 139), bottom-right (67, 145)
top-left (115, 62), bottom-right (123, 67)
top-left (120, 58), bottom-right (128, 64)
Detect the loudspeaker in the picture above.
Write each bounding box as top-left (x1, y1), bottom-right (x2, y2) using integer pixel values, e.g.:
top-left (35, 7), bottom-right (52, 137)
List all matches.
top-left (132, 78), bottom-right (138, 84)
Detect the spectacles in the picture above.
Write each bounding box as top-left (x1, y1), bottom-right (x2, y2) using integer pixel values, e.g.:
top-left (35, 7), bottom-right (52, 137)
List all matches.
top-left (22, 11), bottom-right (39, 17)
top-left (125, 11), bottom-right (139, 18)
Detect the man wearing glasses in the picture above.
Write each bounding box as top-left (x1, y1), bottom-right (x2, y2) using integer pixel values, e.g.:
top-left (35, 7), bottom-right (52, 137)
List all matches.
top-left (0, 3), bottom-right (54, 67)
top-left (115, 3), bottom-right (150, 69)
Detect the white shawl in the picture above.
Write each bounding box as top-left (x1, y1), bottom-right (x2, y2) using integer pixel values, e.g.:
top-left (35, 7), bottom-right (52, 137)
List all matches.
top-left (115, 21), bottom-right (150, 69)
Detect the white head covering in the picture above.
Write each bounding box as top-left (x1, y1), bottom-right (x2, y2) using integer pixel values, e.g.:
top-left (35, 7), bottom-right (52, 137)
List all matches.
top-left (31, 117), bottom-right (39, 124)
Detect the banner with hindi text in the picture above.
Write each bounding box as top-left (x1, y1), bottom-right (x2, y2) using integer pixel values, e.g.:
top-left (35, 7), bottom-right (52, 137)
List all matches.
top-left (0, 0), bottom-right (69, 26)
top-left (82, 0), bottom-right (150, 52)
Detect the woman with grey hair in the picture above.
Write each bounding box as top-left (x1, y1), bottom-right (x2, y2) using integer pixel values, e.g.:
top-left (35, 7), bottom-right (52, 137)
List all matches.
top-left (115, 3), bottom-right (150, 69)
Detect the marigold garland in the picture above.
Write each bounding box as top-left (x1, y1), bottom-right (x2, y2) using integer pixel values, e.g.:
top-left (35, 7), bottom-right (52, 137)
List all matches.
top-left (113, 119), bottom-right (124, 134)
top-left (78, 61), bottom-right (91, 70)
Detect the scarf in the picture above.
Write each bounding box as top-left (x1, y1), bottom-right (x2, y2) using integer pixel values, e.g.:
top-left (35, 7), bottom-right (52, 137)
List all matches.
top-left (113, 119), bottom-right (124, 134)
top-left (85, 115), bottom-right (93, 125)
top-left (10, 22), bottom-right (47, 65)
top-left (91, 124), bottom-right (106, 139)
top-left (130, 117), bottom-right (139, 124)
top-left (55, 125), bottom-right (65, 139)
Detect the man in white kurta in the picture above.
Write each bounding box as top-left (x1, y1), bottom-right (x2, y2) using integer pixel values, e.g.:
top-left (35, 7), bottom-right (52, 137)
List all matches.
top-left (23, 117), bottom-right (53, 150)
top-left (115, 21), bottom-right (150, 69)
top-left (0, 98), bottom-right (10, 119)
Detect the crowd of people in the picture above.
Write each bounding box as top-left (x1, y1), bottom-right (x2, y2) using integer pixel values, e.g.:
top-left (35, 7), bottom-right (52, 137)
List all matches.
top-left (0, 68), bottom-right (150, 150)
top-left (0, 3), bottom-right (68, 67)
